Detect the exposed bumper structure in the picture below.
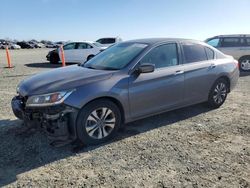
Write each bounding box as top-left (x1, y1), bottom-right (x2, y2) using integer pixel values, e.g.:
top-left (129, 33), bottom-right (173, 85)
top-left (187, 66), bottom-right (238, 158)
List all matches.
top-left (11, 95), bottom-right (78, 146)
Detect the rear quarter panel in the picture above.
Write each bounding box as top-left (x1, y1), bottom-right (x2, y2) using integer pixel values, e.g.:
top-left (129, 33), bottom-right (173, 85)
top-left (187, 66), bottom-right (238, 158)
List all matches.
top-left (214, 58), bottom-right (239, 91)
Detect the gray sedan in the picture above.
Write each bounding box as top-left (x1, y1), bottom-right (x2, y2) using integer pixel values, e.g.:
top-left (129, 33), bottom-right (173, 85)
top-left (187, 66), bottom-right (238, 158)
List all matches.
top-left (11, 38), bottom-right (239, 146)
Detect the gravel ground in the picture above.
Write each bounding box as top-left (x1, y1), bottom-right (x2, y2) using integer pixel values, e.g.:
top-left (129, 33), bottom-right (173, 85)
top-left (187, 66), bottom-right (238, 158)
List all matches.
top-left (0, 49), bottom-right (249, 187)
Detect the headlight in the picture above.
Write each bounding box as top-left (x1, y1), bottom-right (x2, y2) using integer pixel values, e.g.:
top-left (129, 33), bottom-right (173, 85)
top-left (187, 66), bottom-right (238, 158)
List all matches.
top-left (26, 90), bottom-right (74, 107)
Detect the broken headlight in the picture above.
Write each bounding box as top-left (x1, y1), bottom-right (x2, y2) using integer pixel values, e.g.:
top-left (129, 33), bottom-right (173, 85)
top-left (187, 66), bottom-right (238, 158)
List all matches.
top-left (26, 90), bottom-right (74, 107)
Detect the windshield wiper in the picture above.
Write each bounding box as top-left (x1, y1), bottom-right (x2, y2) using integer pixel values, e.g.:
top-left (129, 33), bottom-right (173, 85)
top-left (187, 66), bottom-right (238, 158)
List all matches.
top-left (85, 66), bottom-right (97, 70)
top-left (102, 67), bottom-right (119, 70)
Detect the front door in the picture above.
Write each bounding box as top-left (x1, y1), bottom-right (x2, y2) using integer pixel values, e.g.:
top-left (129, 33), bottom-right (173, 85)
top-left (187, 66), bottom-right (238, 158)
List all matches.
top-left (62, 43), bottom-right (77, 63)
top-left (129, 43), bottom-right (184, 119)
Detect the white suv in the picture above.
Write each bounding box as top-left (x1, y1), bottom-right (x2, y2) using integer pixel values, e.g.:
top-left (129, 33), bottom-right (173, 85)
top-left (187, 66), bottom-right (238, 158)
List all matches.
top-left (206, 34), bottom-right (250, 71)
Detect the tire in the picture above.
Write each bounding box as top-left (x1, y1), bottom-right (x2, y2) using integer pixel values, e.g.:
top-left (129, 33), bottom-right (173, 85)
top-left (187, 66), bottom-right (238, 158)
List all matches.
top-left (76, 99), bottom-right (121, 145)
top-left (49, 53), bottom-right (59, 64)
top-left (207, 78), bottom-right (229, 108)
top-left (239, 56), bottom-right (250, 72)
top-left (87, 55), bottom-right (94, 61)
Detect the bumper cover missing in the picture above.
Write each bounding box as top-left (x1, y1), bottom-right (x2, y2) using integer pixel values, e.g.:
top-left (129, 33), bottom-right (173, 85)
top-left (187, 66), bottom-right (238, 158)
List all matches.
top-left (11, 96), bottom-right (78, 146)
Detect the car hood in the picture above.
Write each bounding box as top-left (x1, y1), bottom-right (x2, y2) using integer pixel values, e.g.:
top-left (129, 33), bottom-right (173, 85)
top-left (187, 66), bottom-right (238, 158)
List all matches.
top-left (18, 65), bottom-right (114, 96)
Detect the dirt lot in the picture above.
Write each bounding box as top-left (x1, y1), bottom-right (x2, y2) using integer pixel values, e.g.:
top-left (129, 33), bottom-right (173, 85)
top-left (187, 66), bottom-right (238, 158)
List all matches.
top-left (0, 49), bottom-right (249, 187)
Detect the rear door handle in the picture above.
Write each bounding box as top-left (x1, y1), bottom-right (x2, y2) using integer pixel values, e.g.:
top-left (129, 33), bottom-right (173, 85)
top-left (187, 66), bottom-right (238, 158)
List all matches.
top-left (175, 70), bottom-right (184, 75)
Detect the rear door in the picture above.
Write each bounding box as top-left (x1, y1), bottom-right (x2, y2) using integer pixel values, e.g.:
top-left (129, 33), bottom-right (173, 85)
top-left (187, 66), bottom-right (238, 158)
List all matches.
top-left (75, 43), bottom-right (89, 63)
top-left (129, 43), bottom-right (185, 119)
top-left (181, 42), bottom-right (218, 104)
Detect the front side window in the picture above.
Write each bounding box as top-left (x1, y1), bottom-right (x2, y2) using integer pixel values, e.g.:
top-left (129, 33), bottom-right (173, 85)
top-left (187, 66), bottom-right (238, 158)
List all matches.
top-left (207, 38), bottom-right (220, 47)
top-left (103, 38), bottom-right (115, 44)
top-left (182, 43), bottom-right (207, 63)
top-left (84, 42), bottom-right (148, 70)
top-left (140, 43), bottom-right (178, 69)
top-left (63, 43), bottom-right (76, 50)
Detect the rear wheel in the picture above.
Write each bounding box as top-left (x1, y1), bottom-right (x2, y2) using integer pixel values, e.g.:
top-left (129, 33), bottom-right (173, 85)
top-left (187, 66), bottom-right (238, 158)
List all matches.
top-left (239, 56), bottom-right (250, 71)
top-left (208, 78), bottom-right (229, 108)
top-left (76, 99), bottom-right (121, 145)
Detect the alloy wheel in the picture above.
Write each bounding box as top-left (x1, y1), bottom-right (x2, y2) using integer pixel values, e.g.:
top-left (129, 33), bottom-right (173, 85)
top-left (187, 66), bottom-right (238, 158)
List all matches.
top-left (240, 59), bottom-right (250, 71)
top-left (85, 107), bottom-right (116, 139)
top-left (213, 82), bottom-right (227, 105)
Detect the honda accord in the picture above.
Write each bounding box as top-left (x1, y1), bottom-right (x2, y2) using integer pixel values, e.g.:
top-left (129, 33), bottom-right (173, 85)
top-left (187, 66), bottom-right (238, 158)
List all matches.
top-left (11, 38), bottom-right (239, 146)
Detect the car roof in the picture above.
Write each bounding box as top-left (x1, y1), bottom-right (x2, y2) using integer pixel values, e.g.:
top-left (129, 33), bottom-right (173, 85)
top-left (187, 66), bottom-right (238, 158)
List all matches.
top-left (124, 38), bottom-right (203, 45)
top-left (66, 41), bottom-right (95, 44)
top-left (210, 34), bottom-right (250, 38)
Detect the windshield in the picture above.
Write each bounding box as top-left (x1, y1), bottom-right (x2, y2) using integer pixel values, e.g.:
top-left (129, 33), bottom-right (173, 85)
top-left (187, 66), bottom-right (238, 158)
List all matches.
top-left (83, 42), bottom-right (148, 70)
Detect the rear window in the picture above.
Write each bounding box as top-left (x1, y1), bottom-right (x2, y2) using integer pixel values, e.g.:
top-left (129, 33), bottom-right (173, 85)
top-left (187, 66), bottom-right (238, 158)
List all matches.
top-left (182, 43), bottom-right (207, 63)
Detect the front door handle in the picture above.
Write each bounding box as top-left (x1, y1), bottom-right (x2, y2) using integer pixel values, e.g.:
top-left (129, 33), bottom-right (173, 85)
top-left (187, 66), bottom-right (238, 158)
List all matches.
top-left (175, 70), bottom-right (184, 75)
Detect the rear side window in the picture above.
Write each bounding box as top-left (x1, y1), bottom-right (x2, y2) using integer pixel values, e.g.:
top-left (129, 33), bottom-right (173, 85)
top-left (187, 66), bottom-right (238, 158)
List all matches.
top-left (205, 47), bottom-right (214, 60)
top-left (77, 43), bottom-right (93, 49)
top-left (77, 43), bottom-right (87, 49)
top-left (182, 43), bottom-right (207, 63)
top-left (221, 37), bottom-right (244, 47)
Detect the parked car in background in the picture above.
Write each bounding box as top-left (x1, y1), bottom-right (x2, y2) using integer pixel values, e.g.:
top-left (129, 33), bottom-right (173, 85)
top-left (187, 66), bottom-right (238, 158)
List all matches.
top-left (0, 44), bottom-right (5, 49)
top-left (46, 41), bottom-right (106, 64)
top-left (205, 34), bottom-right (250, 71)
top-left (7, 43), bottom-right (21, 49)
top-left (0, 39), bottom-right (7, 45)
top-left (16, 41), bottom-right (34, 49)
top-left (28, 41), bottom-right (41, 48)
top-left (54, 41), bottom-right (65, 48)
top-left (13, 38), bottom-right (239, 146)
top-left (96, 37), bottom-right (122, 47)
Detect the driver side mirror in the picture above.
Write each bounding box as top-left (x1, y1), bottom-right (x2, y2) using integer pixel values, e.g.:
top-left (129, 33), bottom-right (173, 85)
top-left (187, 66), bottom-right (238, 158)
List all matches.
top-left (137, 63), bottom-right (155, 73)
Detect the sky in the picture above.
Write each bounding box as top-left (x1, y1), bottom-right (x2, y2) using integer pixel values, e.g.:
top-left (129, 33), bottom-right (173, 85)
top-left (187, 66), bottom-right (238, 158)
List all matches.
top-left (0, 0), bottom-right (250, 42)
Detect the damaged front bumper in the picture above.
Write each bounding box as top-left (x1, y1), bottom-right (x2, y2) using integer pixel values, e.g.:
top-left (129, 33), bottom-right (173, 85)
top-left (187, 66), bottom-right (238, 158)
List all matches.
top-left (11, 95), bottom-right (79, 146)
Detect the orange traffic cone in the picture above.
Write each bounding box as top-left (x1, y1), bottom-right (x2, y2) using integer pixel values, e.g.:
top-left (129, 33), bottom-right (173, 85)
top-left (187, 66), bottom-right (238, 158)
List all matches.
top-left (5, 46), bottom-right (14, 68)
top-left (60, 45), bottom-right (66, 67)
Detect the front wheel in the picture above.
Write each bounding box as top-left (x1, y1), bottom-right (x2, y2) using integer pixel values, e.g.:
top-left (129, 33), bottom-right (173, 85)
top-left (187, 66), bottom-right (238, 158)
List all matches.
top-left (76, 99), bottom-right (121, 145)
top-left (207, 78), bottom-right (229, 108)
top-left (49, 53), bottom-right (59, 64)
